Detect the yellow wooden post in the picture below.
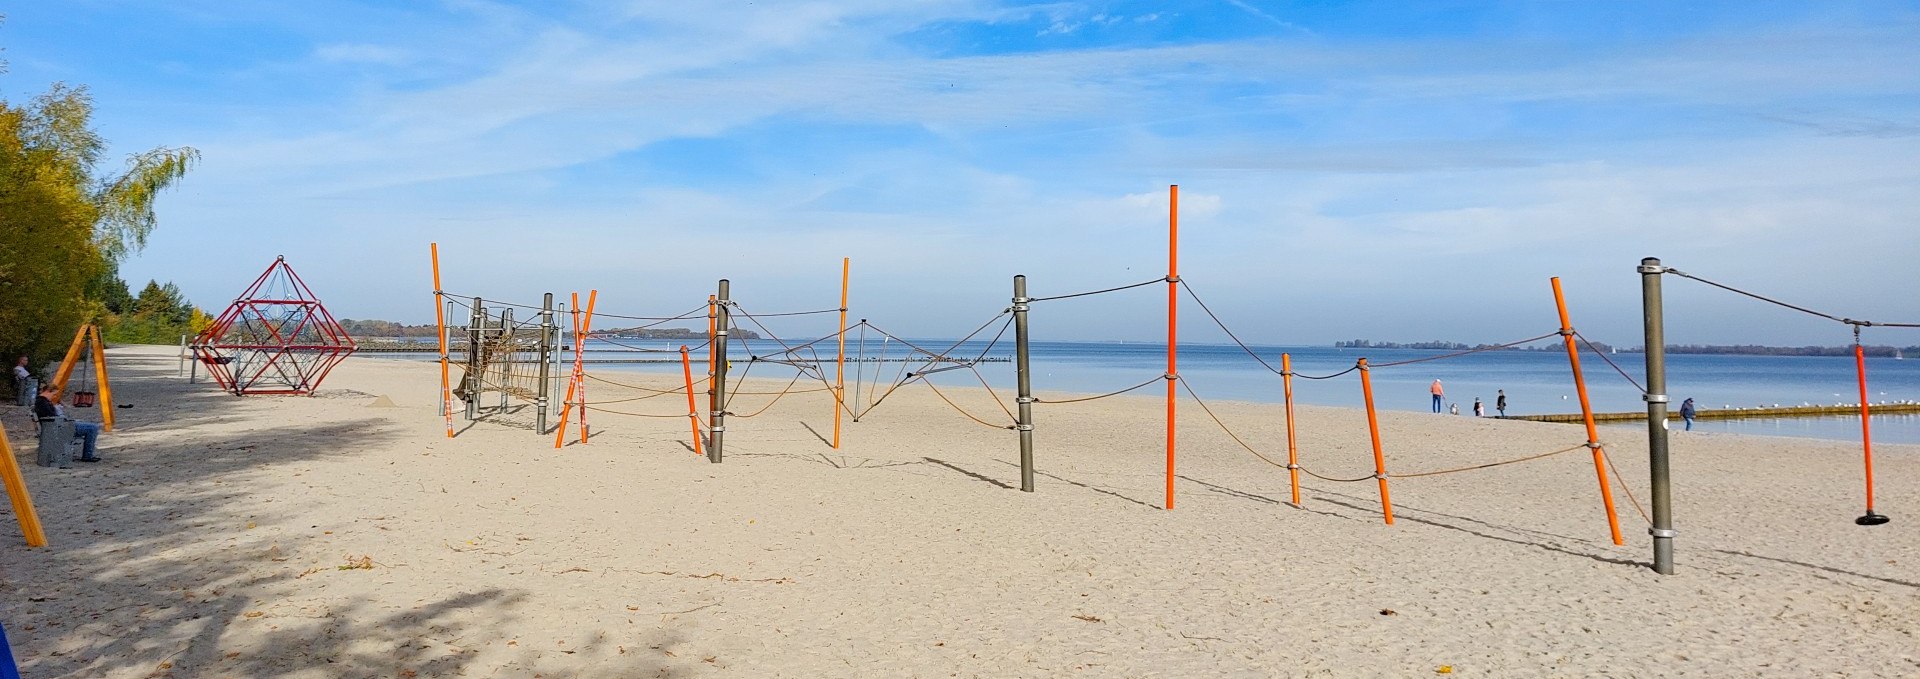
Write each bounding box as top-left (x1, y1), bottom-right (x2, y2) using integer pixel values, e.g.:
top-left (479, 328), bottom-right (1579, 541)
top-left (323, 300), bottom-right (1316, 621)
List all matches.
top-left (50, 324), bottom-right (90, 395)
top-left (0, 422), bottom-right (49, 547)
top-left (89, 325), bottom-right (114, 432)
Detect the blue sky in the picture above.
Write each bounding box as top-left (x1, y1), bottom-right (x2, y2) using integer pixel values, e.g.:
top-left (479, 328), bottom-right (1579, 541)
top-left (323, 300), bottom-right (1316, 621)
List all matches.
top-left (5, 1), bottom-right (1918, 346)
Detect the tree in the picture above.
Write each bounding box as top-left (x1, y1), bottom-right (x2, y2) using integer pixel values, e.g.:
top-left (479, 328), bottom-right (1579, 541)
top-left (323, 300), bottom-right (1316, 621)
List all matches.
top-left (0, 82), bottom-right (196, 361)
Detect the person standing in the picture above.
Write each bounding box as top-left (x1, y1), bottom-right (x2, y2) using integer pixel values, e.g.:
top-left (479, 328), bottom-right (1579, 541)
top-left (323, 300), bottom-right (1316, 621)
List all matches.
top-left (1473, 397), bottom-right (1485, 417)
top-left (1495, 390), bottom-right (1507, 417)
top-left (1430, 379), bottom-right (1445, 413)
top-left (1680, 398), bottom-right (1696, 431)
top-left (12, 356), bottom-right (32, 407)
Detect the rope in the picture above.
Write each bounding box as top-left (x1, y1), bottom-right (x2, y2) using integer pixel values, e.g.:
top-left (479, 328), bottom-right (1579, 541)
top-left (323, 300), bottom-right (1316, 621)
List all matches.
top-left (1179, 279), bottom-right (1285, 376)
top-left (591, 303), bottom-right (712, 323)
top-left (921, 379), bottom-right (1016, 430)
top-left (1574, 331), bottom-right (1646, 393)
top-left (586, 372), bottom-right (708, 393)
top-left (1034, 376), bottom-right (1164, 404)
top-left (1293, 365), bottom-right (1359, 381)
top-left (583, 405), bottom-right (690, 418)
top-left (1389, 445), bottom-right (1586, 479)
top-left (726, 371), bottom-right (807, 418)
top-left (1663, 268), bottom-right (1920, 328)
top-left (1028, 277), bottom-right (1166, 303)
top-left (1604, 451), bottom-right (1652, 524)
top-left (1366, 332), bottom-right (1560, 368)
top-left (737, 307), bottom-right (842, 318)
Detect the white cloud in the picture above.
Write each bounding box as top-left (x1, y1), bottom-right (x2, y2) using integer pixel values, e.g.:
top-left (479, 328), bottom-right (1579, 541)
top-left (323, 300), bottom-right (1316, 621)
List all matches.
top-left (311, 43), bottom-right (410, 65)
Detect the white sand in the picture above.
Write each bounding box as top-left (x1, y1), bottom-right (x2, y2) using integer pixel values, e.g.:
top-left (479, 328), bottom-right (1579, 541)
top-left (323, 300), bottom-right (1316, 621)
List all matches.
top-left (2, 345), bottom-right (1917, 677)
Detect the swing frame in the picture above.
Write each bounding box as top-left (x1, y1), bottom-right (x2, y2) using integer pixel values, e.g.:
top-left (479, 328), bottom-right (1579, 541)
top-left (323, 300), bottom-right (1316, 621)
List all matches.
top-left (49, 324), bottom-right (114, 432)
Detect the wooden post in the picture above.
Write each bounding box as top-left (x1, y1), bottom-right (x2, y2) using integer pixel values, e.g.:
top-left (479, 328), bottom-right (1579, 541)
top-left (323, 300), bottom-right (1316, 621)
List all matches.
top-left (432, 244), bottom-right (452, 437)
top-left (834, 257), bottom-right (850, 449)
top-left (1358, 358), bottom-right (1394, 525)
top-left (1282, 353), bottom-right (1300, 507)
top-left (682, 345), bottom-right (704, 456)
top-left (88, 325), bottom-right (114, 432)
top-left (710, 280), bottom-right (731, 463)
top-left (1552, 277), bottom-right (1625, 545)
top-left (1165, 184), bottom-right (1179, 510)
top-left (0, 421), bottom-right (48, 547)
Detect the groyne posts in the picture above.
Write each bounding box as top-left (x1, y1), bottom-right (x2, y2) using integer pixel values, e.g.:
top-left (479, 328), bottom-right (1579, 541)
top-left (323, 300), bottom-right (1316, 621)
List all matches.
top-left (537, 293), bottom-right (554, 434)
top-left (1013, 275), bottom-right (1035, 492)
top-left (1165, 184), bottom-right (1179, 510)
top-left (1282, 353), bottom-right (1300, 507)
top-left (1639, 257), bottom-right (1676, 574)
top-left (1357, 358), bottom-right (1393, 524)
top-left (1552, 277), bottom-right (1625, 546)
top-left (710, 279), bottom-right (731, 463)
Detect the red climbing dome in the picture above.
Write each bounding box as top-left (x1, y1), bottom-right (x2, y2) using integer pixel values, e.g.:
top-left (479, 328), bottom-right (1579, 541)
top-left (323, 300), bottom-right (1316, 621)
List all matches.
top-left (191, 256), bottom-right (356, 395)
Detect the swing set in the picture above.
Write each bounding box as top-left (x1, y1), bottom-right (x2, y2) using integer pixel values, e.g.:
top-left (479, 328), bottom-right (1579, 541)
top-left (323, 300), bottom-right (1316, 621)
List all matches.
top-left (0, 324), bottom-right (105, 549)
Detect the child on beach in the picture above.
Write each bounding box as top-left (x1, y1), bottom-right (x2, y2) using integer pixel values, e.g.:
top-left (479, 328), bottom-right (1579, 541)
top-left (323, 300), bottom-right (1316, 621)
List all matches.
top-left (1473, 398), bottom-right (1485, 417)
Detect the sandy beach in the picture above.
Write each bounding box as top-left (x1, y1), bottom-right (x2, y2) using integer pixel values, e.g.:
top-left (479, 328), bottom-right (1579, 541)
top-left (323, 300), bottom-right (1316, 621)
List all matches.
top-left (2, 344), bottom-right (1917, 677)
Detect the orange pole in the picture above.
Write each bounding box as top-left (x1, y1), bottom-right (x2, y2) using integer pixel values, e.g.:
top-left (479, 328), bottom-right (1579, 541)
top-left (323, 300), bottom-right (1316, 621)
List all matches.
top-left (577, 290), bottom-right (598, 445)
top-left (1856, 343), bottom-right (1877, 515)
top-left (89, 325), bottom-right (114, 432)
top-left (553, 292), bottom-right (579, 448)
top-left (834, 257), bottom-right (849, 449)
top-left (0, 421), bottom-right (48, 547)
top-left (1358, 358), bottom-right (1393, 525)
top-left (682, 345), bottom-right (704, 456)
top-left (1165, 184), bottom-right (1179, 510)
top-left (50, 323), bottom-right (89, 396)
top-left (431, 243), bottom-right (453, 438)
top-left (1283, 352), bottom-right (1300, 507)
top-left (1552, 277), bottom-right (1625, 545)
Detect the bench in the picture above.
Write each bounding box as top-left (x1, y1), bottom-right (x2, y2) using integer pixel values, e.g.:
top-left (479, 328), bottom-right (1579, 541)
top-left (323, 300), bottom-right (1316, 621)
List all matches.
top-left (35, 417), bottom-right (79, 469)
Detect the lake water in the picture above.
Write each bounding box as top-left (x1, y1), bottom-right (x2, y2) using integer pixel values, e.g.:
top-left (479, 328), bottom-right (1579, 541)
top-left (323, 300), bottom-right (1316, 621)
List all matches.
top-left (368, 337), bottom-right (1920, 445)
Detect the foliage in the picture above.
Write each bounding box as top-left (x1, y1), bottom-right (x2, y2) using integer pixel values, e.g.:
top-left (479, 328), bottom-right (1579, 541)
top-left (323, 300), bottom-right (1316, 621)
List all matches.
top-left (0, 82), bottom-right (196, 364)
top-left (102, 279), bottom-right (207, 345)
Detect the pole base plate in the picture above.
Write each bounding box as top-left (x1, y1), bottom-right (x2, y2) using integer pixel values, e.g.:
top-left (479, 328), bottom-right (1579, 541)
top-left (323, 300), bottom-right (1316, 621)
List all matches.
top-left (1856, 512), bottom-right (1891, 526)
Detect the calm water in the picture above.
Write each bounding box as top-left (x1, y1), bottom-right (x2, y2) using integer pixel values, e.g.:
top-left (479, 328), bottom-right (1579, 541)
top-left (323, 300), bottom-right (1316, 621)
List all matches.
top-left (371, 338), bottom-right (1920, 445)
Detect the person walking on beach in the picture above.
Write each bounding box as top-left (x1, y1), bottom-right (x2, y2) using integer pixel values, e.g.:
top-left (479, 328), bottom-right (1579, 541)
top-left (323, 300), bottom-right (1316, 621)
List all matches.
top-left (1430, 379), bottom-right (1445, 413)
top-left (1473, 397), bottom-right (1485, 417)
top-left (1680, 398), bottom-right (1696, 431)
top-left (1496, 390), bottom-right (1507, 417)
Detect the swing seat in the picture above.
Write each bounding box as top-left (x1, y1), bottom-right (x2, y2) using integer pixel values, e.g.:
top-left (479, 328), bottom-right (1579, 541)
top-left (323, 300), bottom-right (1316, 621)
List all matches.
top-left (72, 390), bottom-right (97, 408)
top-left (202, 356), bottom-right (234, 365)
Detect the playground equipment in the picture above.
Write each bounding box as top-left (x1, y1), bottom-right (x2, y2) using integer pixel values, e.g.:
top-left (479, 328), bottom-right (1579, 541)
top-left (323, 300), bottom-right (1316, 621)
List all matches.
top-left (0, 421), bottom-right (48, 547)
top-left (191, 256), bottom-right (356, 395)
top-left (49, 323), bottom-right (113, 431)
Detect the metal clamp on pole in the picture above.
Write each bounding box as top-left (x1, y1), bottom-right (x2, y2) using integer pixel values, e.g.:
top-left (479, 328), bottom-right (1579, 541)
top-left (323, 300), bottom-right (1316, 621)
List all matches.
top-left (1643, 393), bottom-right (1668, 403)
top-left (1648, 527), bottom-right (1677, 538)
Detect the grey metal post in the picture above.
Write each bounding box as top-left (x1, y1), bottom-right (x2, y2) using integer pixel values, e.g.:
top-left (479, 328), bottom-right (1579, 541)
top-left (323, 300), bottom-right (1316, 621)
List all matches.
top-left (537, 293), bottom-right (553, 433)
top-left (709, 279), bottom-right (731, 463)
top-left (178, 334), bottom-right (188, 377)
top-left (499, 308), bottom-right (513, 412)
top-left (1013, 275), bottom-right (1035, 492)
top-left (466, 297), bottom-right (483, 420)
top-left (1640, 257), bottom-right (1676, 574)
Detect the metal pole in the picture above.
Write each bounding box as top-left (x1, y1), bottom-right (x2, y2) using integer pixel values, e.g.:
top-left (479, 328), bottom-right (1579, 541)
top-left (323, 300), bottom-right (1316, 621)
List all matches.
top-left (466, 297), bottom-right (483, 421)
top-left (178, 334), bottom-right (187, 377)
top-left (498, 307), bottom-right (513, 412)
top-left (1854, 331), bottom-right (1889, 525)
top-left (537, 293), bottom-right (553, 434)
top-left (1552, 277), bottom-right (1625, 546)
top-left (1639, 257), bottom-right (1675, 574)
top-left (1013, 275), bottom-right (1035, 492)
top-left (709, 279), bottom-right (731, 463)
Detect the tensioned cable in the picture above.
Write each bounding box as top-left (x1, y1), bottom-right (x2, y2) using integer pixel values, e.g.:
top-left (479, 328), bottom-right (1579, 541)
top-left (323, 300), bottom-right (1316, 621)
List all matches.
top-left (1179, 279), bottom-right (1286, 376)
top-left (1034, 376), bottom-right (1165, 404)
top-left (1365, 332), bottom-right (1561, 368)
top-left (1663, 267), bottom-right (1920, 329)
top-left (1573, 331), bottom-right (1646, 394)
top-left (1605, 453), bottom-right (1652, 524)
top-left (1292, 365), bottom-right (1359, 380)
top-left (1388, 445), bottom-right (1586, 478)
top-left (921, 379), bottom-right (1017, 430)
top-left (1028, 277), bottom-right (1166, 303)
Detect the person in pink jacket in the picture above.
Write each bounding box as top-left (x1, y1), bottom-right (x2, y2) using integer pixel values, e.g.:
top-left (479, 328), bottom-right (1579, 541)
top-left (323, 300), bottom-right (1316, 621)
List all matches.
top-left (1430, 379), bottom-right (1444, 413)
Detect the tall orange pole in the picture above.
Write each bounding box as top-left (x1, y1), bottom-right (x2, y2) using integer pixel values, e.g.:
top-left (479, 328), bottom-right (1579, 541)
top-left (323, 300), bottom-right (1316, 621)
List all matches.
top-left (1552, 277), bottom-right (1625, 545)
top-left (89, 325), bottom-right (114, 432)
top-left (431, 243), bottom-right (453, 438)
top-left (1165, 184), bottom-right (1179, 510)
top-left (834, 257), bottom-right (849, 449)
top-left (553, 292), bottom-right (580, 448)
top-left (0, 421), bottom-right (48, 547)
top-left (577, 290), bottom-right (598, 445)
top-left (50, 324), bottom-right (89, 396)
top-left (682, 345), bottom-right (704, 456)
top-left (1358, 358), bottom-right (1394, 525)
top-left (1282, 352), bottom-right (1300, 507)
top-left (1855, 341), bottom-right (1884, 524)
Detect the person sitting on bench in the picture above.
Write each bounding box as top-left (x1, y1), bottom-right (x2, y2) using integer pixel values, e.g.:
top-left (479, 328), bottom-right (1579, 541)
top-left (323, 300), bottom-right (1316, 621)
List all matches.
top-left (34, 385), bottom-right (102, 462)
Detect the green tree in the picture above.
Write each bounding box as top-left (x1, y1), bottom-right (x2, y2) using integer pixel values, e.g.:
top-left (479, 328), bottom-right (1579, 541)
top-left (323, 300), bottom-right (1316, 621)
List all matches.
top-left (0, 82), bottom-right (196, 361)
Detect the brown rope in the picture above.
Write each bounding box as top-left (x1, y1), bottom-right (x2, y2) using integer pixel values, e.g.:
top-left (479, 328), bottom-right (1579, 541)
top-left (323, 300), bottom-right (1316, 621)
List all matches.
top-left (1035, 376), bottom-right (1164, 404)
top-left (1389, 445), bottom-right (1586, 479)
top-left (1604, 450), bottom-right (1652, 524)
top-left (922, 380), bottom-right (1015, 430)
top-left (725, 371), bottom-right (807, 419)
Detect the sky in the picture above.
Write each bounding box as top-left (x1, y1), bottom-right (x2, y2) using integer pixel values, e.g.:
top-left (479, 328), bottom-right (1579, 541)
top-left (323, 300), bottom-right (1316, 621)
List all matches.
top-left (3, 1), bottom-right (1918, 347)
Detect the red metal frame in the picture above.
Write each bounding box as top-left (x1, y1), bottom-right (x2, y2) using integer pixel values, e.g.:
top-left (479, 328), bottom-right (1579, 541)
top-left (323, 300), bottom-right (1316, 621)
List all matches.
top-left (190, 256), bottom-right (357, 396)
